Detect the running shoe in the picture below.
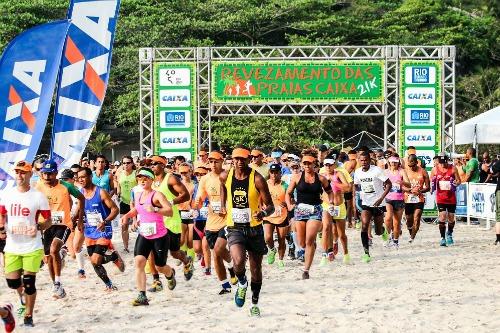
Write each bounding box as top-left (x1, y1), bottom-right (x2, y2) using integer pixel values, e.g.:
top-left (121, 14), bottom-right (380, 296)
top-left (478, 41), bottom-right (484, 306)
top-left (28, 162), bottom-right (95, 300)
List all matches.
top-left (1, 304), bottom-right (15, 333)
top-left (219, 284), bottom-right (231, 295)
top-left (440, 238), bottom-right (447, 247)
top-left (333, 242), bottom-right (339, 256)
top-left (200, 256), bottom-right (205, 268)
top-left (23, 315), bottom-right (34, 327)
top-left (355, 221), bottom-right (361, 230)
top-left (302, 271), bottom-right (310, 280)
top-left (319, 255), bottom-right (328, 267)
top-left (249, 305), bottom-right (261, 317)
top-left (105, 282), bottom-right (118, 292)
top-left (393, 242), bottom-right (399, 250)
top-left (78, 269), bottom-right (86, 279)
top-left (297, 249), bottom-right (305, 262)
top-left (16, 305), bottom-right (25, 318)
top-left (277, 260), bottom-right (285, 268)
top-left (113, 251), bottom-right (126, 272)
top-left (267, 248), bottom-right (277, 265)
top-left (234, 282), bottom-right (248, 307)
top-left (174, 259), bottom-right (182, 266)
top-left (343, 254), bottom-right (351, 264)
top-left (381, 228), bottom-right (389, 242)
top-left (228, 267), bottom-right (238, 285)
top-left (148, 280), bottom-right (163, 292)
top-left (288, 246), bottom-right (296, 260)
top-left (53, 283), bottom-right (66, 299)
top-left (408, 238), bottom-right (414, 244)
top-left (446, 233), bottom-right (454, 246)
top-left (328, 251), bottom-right (335, 262)
top-left (361, 253), bottom-right (371, 263)
top-left (204, 268), bottom-right (212, 276)
top-left (166, 269), bottom-right (176, 290)
top-left (131, 293), bottom-right (149, 306)
top-left (495, 240), bottom-right (499, 245)
top-left (183, 257), bottom-right (194, 281)
top-left (60, 246), bottom-right (68, 269)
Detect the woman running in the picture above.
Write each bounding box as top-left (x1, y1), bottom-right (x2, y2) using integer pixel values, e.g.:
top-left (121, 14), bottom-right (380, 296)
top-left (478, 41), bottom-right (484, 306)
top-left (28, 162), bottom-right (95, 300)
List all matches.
top-left (192, 166), bottom-right (212, 275)
top-left (286, 149), bottom-right (333, 279)
top-left (178, 163), bottom-right (196, 258)
top-left (384, 155), bottom-right (410, 249)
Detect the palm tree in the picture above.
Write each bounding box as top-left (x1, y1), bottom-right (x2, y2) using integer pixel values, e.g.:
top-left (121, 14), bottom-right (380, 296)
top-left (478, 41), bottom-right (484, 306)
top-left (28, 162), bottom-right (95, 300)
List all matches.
top-left (86, 132), bottom-right (119, 155)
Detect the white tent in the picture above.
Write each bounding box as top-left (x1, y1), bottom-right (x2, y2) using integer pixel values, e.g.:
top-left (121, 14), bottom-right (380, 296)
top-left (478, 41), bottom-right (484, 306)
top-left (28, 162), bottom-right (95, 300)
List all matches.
top-left (455, 106), bottom-right (500, 145)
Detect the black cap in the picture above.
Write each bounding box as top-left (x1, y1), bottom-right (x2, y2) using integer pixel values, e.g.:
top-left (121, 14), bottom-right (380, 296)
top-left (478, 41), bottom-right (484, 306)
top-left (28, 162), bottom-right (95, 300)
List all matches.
top-left (318, 144), bottom-right (328, 152)
top-left (60, 169), bottom-right (74, 180)
top-left (269, 163), bottom-right (282, 172)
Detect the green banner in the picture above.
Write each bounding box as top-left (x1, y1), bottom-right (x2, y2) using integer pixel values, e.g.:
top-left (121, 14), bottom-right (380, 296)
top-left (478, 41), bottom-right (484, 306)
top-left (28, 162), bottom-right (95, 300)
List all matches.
top-left (153, 62), bottom-right (197, 160)
top-left (211, 60), bottom-right (385, 103)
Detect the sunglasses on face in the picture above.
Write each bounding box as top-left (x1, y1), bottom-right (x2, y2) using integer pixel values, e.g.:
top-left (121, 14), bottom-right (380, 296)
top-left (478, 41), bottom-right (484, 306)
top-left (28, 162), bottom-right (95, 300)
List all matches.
top-left (180, 172), bottom-right (188, 175)
top-left (122, 161), bottom-right (133, 165)
top-left (302, 162), bottom-right (312, 166)
top-left (151, 162), bottom-right (163, 166)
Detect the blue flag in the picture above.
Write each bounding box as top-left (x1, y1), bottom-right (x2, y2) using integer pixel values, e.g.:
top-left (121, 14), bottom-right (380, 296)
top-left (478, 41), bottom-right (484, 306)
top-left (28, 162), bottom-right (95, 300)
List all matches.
top-left (51, 0), bottom-right (121, 168)
top-left (0, 20), bottom-right (71, 190)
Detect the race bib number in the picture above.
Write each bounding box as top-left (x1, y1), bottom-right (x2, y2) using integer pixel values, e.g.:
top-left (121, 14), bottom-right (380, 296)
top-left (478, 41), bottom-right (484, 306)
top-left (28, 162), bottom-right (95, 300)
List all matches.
top-left (180, 210), bottom-right (194, 220)
top-left (407, 194), bottom-right (420, 204)
top-left (361, 182), bottom-right (375, 193)
top-left (52, 211), bottom-right (65, 225)
top-left (328, 205), bottom-right (341, 218)
top-left (211, 201), bottom-right (221, 214)
top-left (86, 212), bottom-right (103, 227)
top-left (199, 207), bottom-right (209, 219)
top-left (10, 219), bottom-right (32, 235)
top-left (270, 206), bottom-right (282, 218)
top-left (391, 183), bottom-right (401, 192)
top-left (232, 208), bottom-right (251, 224)
top-left (296, 203), bottom-right (315, 215)
top-left (439, 180), bottom-right (451, 191)
top-left (139, 222), bottom-right (157, 237)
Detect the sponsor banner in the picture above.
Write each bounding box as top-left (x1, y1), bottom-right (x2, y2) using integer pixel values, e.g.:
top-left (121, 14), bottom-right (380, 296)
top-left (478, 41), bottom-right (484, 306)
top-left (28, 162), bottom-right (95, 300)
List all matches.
top-left (414, 150), bottom-right (436, 168)
top-left (404, 87), bottom-right (436, 105)
top-left (455, 184), bottom-right (467, 216)
top-left (405, 66), bottom-right (436, 84)
top-left (212, 60), bottom-right (385, 103)
top-left (468, 183), bottom-right (496, 220)
top-left (153, 62), bottom-right (196, 160)
top-left (404, 108), bottom-right (435, 127)
top-left (51, 0), bottom-right (121, 169)
top-left (0, 20), bottom-right (70, 190)
top-left (404, 129), bottom-right (436, 147)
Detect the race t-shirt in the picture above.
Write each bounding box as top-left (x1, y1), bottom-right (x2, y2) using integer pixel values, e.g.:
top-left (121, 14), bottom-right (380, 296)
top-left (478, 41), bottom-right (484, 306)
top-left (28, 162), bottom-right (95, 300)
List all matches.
top-left (354, 165), bottom-right (388, 207)
top-left (0, 188), bottom-right (50, 254)
top-left (195, 173), bottom-right (226, 231)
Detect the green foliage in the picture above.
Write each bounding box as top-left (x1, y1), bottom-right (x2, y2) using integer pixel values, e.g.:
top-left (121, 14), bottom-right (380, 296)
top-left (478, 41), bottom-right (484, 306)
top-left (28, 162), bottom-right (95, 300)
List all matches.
top-left (86, 132), bottom-right (117, 155)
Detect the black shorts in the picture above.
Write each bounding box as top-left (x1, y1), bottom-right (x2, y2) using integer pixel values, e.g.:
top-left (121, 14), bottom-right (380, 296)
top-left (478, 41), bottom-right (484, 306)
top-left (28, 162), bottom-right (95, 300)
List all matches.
top-left (226, 224), bottom-right (268, 256)
top-left (134, 233), bottom-right (169, 267)
top-left (0, 239), bottom-right (5, 253)
top-left (119, 202), bottom-right (131, 215)
top-left (193, 220), bottom-right (206, 241)
top-left (361, 205), bottom-right (385, 217)
top-left (43, 225), bottom-right (71, 255)
top-left (205, 228), bottom-right (227, 250)
top-left (386, 200), bottom-right (405, 210)
top-left (181, 219), bottom-right (194, 225)
top-left (287, 209), bottom-right (294, 220)
top-left (344, 192), bottom-right (353, 201)
top-left (437, 204), bottom-right (456, 214)
top-left (87, 244), bottom-right (109, 257)
top-left (405, 202), bottom-right (424, 215)
top-left (168, 232), bottom-right (181, 252)
top-left (263, 219), bottom-right (289, 228)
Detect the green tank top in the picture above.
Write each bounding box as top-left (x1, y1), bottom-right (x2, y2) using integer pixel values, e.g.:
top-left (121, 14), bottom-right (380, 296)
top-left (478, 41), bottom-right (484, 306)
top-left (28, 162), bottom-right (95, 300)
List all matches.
top-left (157, 173), bottom-right (181, 234)
top-left (119, 170), bottom-right (137, 205)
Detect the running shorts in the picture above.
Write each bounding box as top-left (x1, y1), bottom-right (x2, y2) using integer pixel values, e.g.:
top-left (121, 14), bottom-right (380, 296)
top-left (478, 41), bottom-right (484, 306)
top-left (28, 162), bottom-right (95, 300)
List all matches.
top-left (226, 224), bottom-right (267, 256)
top-left (361, 205), bottom-right (385, 217)
top-left (87, 243), bottom-right (110, 257)
top-left (0, 239), bottom-right (5, 253)
top-left (405, 202), bottom-right (424, 215)
top-left (4, 249), bottom-right (44, 274)
top-left (168, 232), bottom-right (181, 252)
top-left (193, 220), bottom-right (206, 241)
top-left (386, 200), bottom-right (405, 210)
top-left (205, 227), bottom-right (227, 250)
top-left (263, 218), bottom-right (289, 228)
top-left (332, 203), bottom-right (347, 220)
top-left (181, 219), bottom-right (194, 225)
top-left (119, 201), bottom-right (131, 215)
top-left (43, 225), bottom-right (71, 255)
top-left (134, 233), bottom-right (169, 267)
top-left (437, 204), bottom-right (456, 213)
top-left (294, 204), bottom-right (322, 222)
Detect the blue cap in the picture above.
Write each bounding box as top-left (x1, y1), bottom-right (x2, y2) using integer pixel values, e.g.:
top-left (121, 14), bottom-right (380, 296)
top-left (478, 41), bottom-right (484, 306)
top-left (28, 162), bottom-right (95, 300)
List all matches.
top-left (271, 151), bottom-right (282, 158)
top-left (40, 159), bottom-right (58, 173)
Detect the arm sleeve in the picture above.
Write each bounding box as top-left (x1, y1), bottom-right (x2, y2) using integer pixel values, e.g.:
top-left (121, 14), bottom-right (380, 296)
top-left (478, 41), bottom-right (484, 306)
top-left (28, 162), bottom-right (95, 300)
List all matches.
top-left (61, 180), bottom-right (81, 198)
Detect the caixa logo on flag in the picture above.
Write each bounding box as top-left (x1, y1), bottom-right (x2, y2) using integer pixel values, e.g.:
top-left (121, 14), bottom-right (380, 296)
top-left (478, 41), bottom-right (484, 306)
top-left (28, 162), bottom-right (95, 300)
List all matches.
top-left (0, 21), bottom-right (70, 190)
top-left (51, 0), bottom-right (121, 169)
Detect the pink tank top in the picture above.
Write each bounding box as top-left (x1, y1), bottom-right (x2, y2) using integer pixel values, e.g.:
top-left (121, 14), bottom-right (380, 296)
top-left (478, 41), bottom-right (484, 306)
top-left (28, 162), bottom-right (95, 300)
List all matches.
top-left (135, 190), bottom-right (167, 240)
top-left (385, 169), bottom-right (404, 201)
top-left (325, 172), bottom-right (341, 193)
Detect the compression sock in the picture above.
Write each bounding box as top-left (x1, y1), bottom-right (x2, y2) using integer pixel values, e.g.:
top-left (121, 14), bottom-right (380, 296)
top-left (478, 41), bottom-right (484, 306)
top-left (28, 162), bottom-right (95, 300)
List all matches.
top-left (236, 272), bottom-right (247, 286)
top-left (361, 231), bottom-right (369, 254)
top-left (447, 221), bottom-right (455, 235)
top-left (251, 281), bottom-right (262, 305)
top-left (93, 264), bottom-right (111, 285)
top-left (439, 222), bottom-right (446, 238)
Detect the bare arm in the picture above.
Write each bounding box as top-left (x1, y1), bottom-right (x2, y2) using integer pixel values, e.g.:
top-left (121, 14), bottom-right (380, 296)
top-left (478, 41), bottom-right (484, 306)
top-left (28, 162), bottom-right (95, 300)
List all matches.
top-left (285, 174), bottom-right (299, 210)
top-left (152, 192), bottom-right (173, 217)
top-left (319, 174), bottom-right (334, 205)
top-left (219, 171), bottom-right (228, 214)
top-left (254, 172), bottom-right (274, 220)
top-left (168, 175), bottom-right (190, 205)
top-left (101, 189), bottom-right (119, 222)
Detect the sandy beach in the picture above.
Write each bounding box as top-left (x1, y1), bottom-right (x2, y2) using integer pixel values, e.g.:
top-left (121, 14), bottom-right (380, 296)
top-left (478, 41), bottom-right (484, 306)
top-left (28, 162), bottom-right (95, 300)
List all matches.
top-left (1, 222), bottom-right (498, 333)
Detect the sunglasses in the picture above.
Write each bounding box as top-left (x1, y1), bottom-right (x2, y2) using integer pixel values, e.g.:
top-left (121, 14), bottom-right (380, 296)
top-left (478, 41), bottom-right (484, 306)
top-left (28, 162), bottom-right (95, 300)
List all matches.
top-left (122, 161), bottom-right (133, 165)
top-left (151, 162), bottom-right (163, 166)
top-left (302, 161), bottom-right (313, 165)
top-left (180, 172), bottom-right (189, 175)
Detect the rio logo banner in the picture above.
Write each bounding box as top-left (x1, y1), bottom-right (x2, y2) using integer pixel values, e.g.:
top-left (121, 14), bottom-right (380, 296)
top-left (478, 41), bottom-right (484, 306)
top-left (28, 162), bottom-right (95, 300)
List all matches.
top-left (0, 20), bottom-right (70, 190)
top-left (51, 0), bottom-right (121, 168)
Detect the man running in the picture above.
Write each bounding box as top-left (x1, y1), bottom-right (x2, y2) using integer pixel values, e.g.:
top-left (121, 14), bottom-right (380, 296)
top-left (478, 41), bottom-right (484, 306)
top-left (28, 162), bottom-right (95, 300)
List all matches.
top-left (195, 151), bottom-right (237, 294)
top-left (250, 149), bottom-right (269, 179)
top-left (353, 152), bottom-right (392, 262)
top-left (36, 159), bottom-right (84, 298)
top-left (78, 167), bottom-right (124, 290)
top-left (220, 146), bottom-right (274, 316)
top-left (116, 155), bottom-right (137, 253)
top-left (403, 154), bottom-right (430, 242)
top-left (92, 155), bottom-right (115, 194)
top-left (0, 161), bottom-right (52, 327)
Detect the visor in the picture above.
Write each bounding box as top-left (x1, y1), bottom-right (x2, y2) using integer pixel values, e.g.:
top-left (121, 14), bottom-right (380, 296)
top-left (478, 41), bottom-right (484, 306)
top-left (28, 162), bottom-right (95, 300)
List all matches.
top-left (179, 165), bottom-right (191, 173)
top-left (150, 156), bottom-right (166, 165)
top-left (388, 157), bottom-right (400, 163)
top-left (323, 158), bottom-right (335, 165)
top-left (136, 169), bottom-right (154, 179)
top-left (208, 151), bottom-right (224, 161)
top-left (302, 156), bottom-right (316, 163)
top-left (407, 148), bottom-right (417, 155)
top-left (250, 149), bottom-right (263, 157)
top-left (194, 167), bottom-right (208, 175)
top-left (232, 148), bottom-right (250, 159)
top-left (271, 151), bottom-right (282, 158)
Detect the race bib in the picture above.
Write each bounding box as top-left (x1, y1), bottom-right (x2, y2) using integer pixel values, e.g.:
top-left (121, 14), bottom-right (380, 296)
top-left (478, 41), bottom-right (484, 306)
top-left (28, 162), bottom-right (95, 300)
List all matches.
top-left (232, 208), bottom-right (251, 224)
top-left (328, 205), bottom-right (341, 218)
top-left (199, 207), bottom-right (209, 219)
top-left (270, 206), bottom-right (283, 218)
top-left (86, 212), bottom-right (103, 227)
top-left (439, 180), bottom-right (451, 191)
top-left (296, 203), bottom-right (315, 215)
top-left (180, 210), bottom-right (194, 220)
top-left (407, 194), bottom-right (420, 204)
top-left (361, 182), bottom-right (375, 193)
top-left (10, 219), bottom-right (31, 235)
top-left (391, 183), bottom-right (401, 192)
top-left (52, 211), bottom-right (65, 225)
top-left (139, 222), bottom-right (157, 237)
top-left (211, 201), bottom-right (221, 214)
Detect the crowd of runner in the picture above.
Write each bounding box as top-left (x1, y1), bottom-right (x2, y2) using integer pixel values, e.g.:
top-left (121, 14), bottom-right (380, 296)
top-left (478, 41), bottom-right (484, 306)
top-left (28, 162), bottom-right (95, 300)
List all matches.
top-left (0, 145), bottom-right (499, 330)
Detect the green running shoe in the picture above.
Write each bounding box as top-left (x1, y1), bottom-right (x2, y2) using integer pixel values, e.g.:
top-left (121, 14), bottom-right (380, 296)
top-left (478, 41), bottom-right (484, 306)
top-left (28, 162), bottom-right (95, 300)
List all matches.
top-left (343, 253), bottom-right (351, 264)
top-left (277, 260), bottom-right (285, 268)
top-left (267, 248), bottom-right (277, 265)
top-left (148, 280), bottom-right (163, 292)
top-left (249, 305), bottom-right (261, 317)
top-left (235, 282), bottom-right (248, 307)
top-left (381, 228), bottom-right (389, 242)
top-left (361, 253), bottom-right (371, 263)
top-left (319, 255), bottom-right (328, 267)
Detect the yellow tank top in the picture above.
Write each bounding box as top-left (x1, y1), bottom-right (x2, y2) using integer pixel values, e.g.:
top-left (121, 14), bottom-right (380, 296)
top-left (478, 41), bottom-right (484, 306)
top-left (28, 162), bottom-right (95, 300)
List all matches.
top-left (225, 168), bottom-right (260, 227)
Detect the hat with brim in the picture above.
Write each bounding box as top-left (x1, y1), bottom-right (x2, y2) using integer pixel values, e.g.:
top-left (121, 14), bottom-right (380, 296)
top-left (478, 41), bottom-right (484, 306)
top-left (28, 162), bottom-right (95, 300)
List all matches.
top-left (232, 148), bottom-right (250, 159)
top-left (40, 159), bottom-right (58, 173)
top-left (208, 151), bottom-right (224, 161)
top-left (179, 165), bottom-right (191, 173)
top-left (13, 160), bottom-right (32, 172)
top-left (302, 156), bottom-right (316, 163)
top-left (250, 149), bottom-right (263, 157)
top-left (194, 167), bottom-right (208, 175)
top-left (323, 158), bottom-right (335, 165)
top-left (150, 156), bottom-right (167, 165)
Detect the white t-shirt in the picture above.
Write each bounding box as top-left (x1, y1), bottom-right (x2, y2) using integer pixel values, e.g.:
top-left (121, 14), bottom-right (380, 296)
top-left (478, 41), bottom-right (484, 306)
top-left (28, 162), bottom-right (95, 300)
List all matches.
top-left (354, 165), bottom-right (388, 207)
top-left (0, 188), bottom-right (50, 254)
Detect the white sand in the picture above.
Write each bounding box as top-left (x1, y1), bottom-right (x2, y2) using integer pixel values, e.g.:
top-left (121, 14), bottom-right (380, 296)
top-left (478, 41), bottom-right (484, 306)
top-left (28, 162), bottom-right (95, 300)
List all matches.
top-left (1, 222), bottom-right (499, 333)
